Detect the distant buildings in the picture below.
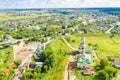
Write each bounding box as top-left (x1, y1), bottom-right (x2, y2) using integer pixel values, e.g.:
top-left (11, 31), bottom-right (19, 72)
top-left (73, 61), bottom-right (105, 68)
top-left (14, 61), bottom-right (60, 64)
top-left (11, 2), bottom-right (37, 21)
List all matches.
top-left (28, 25), bottom-right (40, 30)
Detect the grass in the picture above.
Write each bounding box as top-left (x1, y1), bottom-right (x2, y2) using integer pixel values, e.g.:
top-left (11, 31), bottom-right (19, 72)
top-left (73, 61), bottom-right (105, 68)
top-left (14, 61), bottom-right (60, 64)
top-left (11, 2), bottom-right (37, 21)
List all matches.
top-left (0, 46), bottom-right (14, 80)
top-left (0, 46), bottom-right (13, 68)
top-left (65, 33), bottom-right (120, 58)
top-left (41, 37), bottom-right (72, 80)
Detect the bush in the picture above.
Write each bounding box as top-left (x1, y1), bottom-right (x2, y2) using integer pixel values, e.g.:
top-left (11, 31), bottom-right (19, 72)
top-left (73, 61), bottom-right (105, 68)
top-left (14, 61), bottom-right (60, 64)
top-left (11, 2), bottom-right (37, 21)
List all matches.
top-left (14, 60), bottom-right (21, 68)
top-left (72, 40), bottom-right (75, 42)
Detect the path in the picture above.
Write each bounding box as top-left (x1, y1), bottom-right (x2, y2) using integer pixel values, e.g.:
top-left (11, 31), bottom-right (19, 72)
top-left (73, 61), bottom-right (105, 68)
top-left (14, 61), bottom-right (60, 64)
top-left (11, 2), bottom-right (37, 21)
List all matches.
top-left (62, 36), bottom-right (78, 51)
top-left (92, 50), bottom-right (98, 60)
top-left (62, 36), bottom-right (77, 80)
top-left (105, 26), bottom-right (115, 33)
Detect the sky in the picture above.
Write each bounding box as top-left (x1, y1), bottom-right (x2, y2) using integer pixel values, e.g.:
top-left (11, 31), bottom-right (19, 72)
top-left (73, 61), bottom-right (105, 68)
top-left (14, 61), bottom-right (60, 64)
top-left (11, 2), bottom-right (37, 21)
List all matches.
top-left (0, 0), bottom-right (120, 9)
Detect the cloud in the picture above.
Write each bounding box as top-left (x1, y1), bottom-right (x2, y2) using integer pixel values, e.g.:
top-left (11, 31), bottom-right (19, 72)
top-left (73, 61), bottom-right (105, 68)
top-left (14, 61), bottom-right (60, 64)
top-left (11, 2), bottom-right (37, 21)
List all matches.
top-left (0, 0), bottom-right (120, 9)
top-left (30, 0), bottom-right (37, 2)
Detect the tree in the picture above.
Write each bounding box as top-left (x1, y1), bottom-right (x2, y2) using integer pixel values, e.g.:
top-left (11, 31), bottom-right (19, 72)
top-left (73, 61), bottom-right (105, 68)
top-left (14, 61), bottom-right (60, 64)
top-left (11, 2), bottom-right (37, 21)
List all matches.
top-left (104, 66), bottom-right (117, 79)
top-left (23, 68), bottom-right (33, 79)
top-left (14, 60), bottom-right (21, 68)
top-left (99, 59), bottom-right (110, 69)
top-left (95, 59), bottom-right (117, 80)
top-left (109, 34), bottom-right (115, 38)
top-left (97, 70), bottom-right (109, 80)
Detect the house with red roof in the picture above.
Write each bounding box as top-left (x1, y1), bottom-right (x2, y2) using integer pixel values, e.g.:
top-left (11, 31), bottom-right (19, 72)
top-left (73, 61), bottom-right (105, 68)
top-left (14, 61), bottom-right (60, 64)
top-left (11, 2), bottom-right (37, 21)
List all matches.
top-left (114, 58), bottom-right (120, 68)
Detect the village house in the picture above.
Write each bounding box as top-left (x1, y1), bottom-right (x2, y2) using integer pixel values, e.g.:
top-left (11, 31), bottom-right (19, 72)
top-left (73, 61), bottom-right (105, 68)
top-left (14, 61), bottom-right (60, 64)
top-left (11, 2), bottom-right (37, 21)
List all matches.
top-left (114, 58), bottom-right (120, 68)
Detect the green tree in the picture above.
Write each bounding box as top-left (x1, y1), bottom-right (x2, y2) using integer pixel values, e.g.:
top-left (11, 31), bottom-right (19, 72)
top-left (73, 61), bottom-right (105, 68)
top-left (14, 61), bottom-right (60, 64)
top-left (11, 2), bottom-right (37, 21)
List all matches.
top-left (99, 59), bottom-right (110, 69)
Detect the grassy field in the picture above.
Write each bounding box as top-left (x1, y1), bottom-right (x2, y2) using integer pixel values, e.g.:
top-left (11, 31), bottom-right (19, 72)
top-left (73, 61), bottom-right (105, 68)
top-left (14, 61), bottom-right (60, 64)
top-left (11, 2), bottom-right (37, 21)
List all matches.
top-left (0, 46), bottom-right (14, 80)
top-left (42, 37), bottom-right (72, 80)
top-left (65, 33), bottom-right (120, 58)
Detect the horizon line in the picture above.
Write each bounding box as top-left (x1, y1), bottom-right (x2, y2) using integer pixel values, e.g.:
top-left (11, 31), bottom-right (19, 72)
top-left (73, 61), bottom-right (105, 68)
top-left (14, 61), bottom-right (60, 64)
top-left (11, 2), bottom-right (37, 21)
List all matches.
top-left (1, 7), bottom-right (120, 10)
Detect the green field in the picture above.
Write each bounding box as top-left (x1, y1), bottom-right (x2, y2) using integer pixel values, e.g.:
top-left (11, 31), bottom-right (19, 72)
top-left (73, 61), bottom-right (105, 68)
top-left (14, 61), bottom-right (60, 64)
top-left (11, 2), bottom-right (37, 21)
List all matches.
top-left (65, 33), bottom-right (120, 58)
top-left (41, 37), bottom-right (72, 80)
top-left (0, 46), bottom-right (14, 80)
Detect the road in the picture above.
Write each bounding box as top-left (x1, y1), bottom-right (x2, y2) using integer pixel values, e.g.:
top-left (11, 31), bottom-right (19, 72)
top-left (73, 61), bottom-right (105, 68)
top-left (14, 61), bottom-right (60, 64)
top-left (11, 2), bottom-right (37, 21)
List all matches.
top-left (105, 26), bottom-right (115, 33)
top-left (0, 38), bottom-right (29, 45)
top-left (10, 39), bottom-right (53, 80)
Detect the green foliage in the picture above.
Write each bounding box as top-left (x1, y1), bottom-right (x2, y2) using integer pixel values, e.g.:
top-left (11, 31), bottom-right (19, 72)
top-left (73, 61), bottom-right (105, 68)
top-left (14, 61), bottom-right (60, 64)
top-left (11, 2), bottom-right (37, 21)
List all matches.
top-left (30, 37), bottom-right (71, 80)
top-left (97, 70), bottom-right (109, 80)
top-left (99, 59), bottom-right (110, 69)
top-left (109, 34), bottom-right (115, 38)
top-left (14, 60), bottom-right (21, 68)
top-left (23, 67), bottom-right (41, 79)
top-left (95, 59), bottom-right (117, 80)
top-left (41, 37), bottom-right (71, 80)
top-left (41, 47), bottom-right (54, 72)
top-left (0, 46), bottom-right (15, 80)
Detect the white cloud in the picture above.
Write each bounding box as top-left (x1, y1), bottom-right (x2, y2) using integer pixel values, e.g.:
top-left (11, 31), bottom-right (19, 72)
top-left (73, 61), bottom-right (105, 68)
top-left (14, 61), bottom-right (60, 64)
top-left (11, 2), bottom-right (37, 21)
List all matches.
top-left (30, 0), bottom-right (37, 2)
top-left (1, 0), bottom-right (120, 9)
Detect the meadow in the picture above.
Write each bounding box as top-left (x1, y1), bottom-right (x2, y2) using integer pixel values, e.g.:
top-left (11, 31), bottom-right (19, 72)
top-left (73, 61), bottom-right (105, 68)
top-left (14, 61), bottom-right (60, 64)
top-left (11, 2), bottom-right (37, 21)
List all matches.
top-left (65, 33), bottom-right (120, 58)
top-left (0, 46), bottom-right (14, 80)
